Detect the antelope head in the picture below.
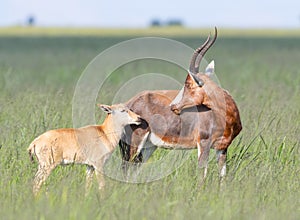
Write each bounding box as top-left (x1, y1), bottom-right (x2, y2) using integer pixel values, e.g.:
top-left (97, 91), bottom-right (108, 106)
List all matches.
top-left (171, 27), bottom-right (218, 115)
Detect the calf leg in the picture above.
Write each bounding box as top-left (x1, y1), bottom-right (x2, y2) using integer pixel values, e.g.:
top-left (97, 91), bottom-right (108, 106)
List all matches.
top-left (85, 165), bottom-right (95, 193)
top-left (94, 156), bottom-right (110, 191)
top-left (95, 169), bottom-right (105, 190)
top-left (33, 165), bottom-right (54, 196)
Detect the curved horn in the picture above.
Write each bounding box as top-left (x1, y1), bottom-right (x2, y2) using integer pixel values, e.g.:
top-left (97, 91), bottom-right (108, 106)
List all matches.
top-left (195, 27), bottom-right (218, 73)
top-left (189, 34), bottom-right (211, 74)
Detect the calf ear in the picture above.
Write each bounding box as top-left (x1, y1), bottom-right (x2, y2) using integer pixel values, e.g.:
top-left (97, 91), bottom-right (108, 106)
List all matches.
top-left (205, 60), bottom-right (215, 77)
top-left (98, 104), bottom-right (112, 114)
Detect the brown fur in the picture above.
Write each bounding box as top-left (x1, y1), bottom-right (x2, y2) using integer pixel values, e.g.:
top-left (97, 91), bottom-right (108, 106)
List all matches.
top-left (170, 72), bottom-right (242, 178)
top-left (119, 29), bottom-right (241, 182)
top-left (170, 73), bottom-right (242, 150)
top-left (119, 76), bottom-right (241, 181)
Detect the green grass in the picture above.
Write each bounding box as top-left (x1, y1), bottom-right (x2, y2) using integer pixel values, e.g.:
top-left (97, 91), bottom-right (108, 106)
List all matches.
top-left (0, 32), bottom-right (299, 219)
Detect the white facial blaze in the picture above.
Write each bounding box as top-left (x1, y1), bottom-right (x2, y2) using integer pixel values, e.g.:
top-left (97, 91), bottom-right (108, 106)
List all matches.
top-left (169, 87), bottom-right (184, 106)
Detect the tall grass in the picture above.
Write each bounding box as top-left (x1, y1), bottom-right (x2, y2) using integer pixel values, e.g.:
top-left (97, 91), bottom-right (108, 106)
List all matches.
top-left (0, 35), bottom-right (299, 219)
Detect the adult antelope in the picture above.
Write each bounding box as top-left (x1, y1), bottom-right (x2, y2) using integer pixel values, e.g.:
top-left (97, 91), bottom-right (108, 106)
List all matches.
top-left (28, 104), bottom-right (141, 195)
top-left (119, 28), bottom-right (242, 182)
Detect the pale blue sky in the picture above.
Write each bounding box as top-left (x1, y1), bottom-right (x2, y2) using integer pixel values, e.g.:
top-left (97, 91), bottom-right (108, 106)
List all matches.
top-left (1, 0), bottom-right (300, 28)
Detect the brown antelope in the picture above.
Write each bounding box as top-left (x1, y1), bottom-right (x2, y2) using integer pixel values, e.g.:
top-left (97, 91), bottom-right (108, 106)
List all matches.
top-left (28, 104), bottom-right (141, 195)
top-left (119, 28), bottom-right (242, 182)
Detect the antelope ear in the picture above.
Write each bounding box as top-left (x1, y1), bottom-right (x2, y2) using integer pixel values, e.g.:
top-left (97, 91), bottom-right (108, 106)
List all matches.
top-left (188, 72), bottom-right (204, 87)
top-left (205, 60), bottom-right (215, 76)
top-left (98, 104), bottom-right (112, 114)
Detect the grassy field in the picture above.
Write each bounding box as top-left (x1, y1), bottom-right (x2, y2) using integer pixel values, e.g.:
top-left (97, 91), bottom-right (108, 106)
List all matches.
top-left (1, 26), bottom-right (300, 37)
top-left (0, 28), bottom-right (299, 219)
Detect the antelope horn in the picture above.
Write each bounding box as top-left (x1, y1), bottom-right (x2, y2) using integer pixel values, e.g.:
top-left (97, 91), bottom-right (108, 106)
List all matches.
top-left (189, 34), bottom-right (211, 74)
top-left (195, 27), bottom-right (218, 73)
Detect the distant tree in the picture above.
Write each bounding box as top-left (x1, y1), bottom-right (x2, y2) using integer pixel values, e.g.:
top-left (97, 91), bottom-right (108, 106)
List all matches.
top-left (150, 19), bottom-right (161, 27)
top-left (27, 15), bottom-right (35, 26)
top-left (166, 19), bottom-right (183, 27)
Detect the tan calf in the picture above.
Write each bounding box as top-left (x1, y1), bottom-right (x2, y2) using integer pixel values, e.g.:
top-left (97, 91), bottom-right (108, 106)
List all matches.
top-left (28, 103), bottom-right (141, 195)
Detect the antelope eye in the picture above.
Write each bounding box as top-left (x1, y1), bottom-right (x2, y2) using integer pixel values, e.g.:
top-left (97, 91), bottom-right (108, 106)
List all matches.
top-left (120, 109), bottom-right (126, 113)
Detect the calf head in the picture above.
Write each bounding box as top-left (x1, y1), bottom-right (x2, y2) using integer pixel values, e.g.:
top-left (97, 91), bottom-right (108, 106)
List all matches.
top-left (98, 104), bottom-right (142, 126)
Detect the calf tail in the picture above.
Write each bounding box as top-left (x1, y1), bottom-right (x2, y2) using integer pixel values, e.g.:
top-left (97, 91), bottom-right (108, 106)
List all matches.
top-left (27, 142), bottom-right (36, 163)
